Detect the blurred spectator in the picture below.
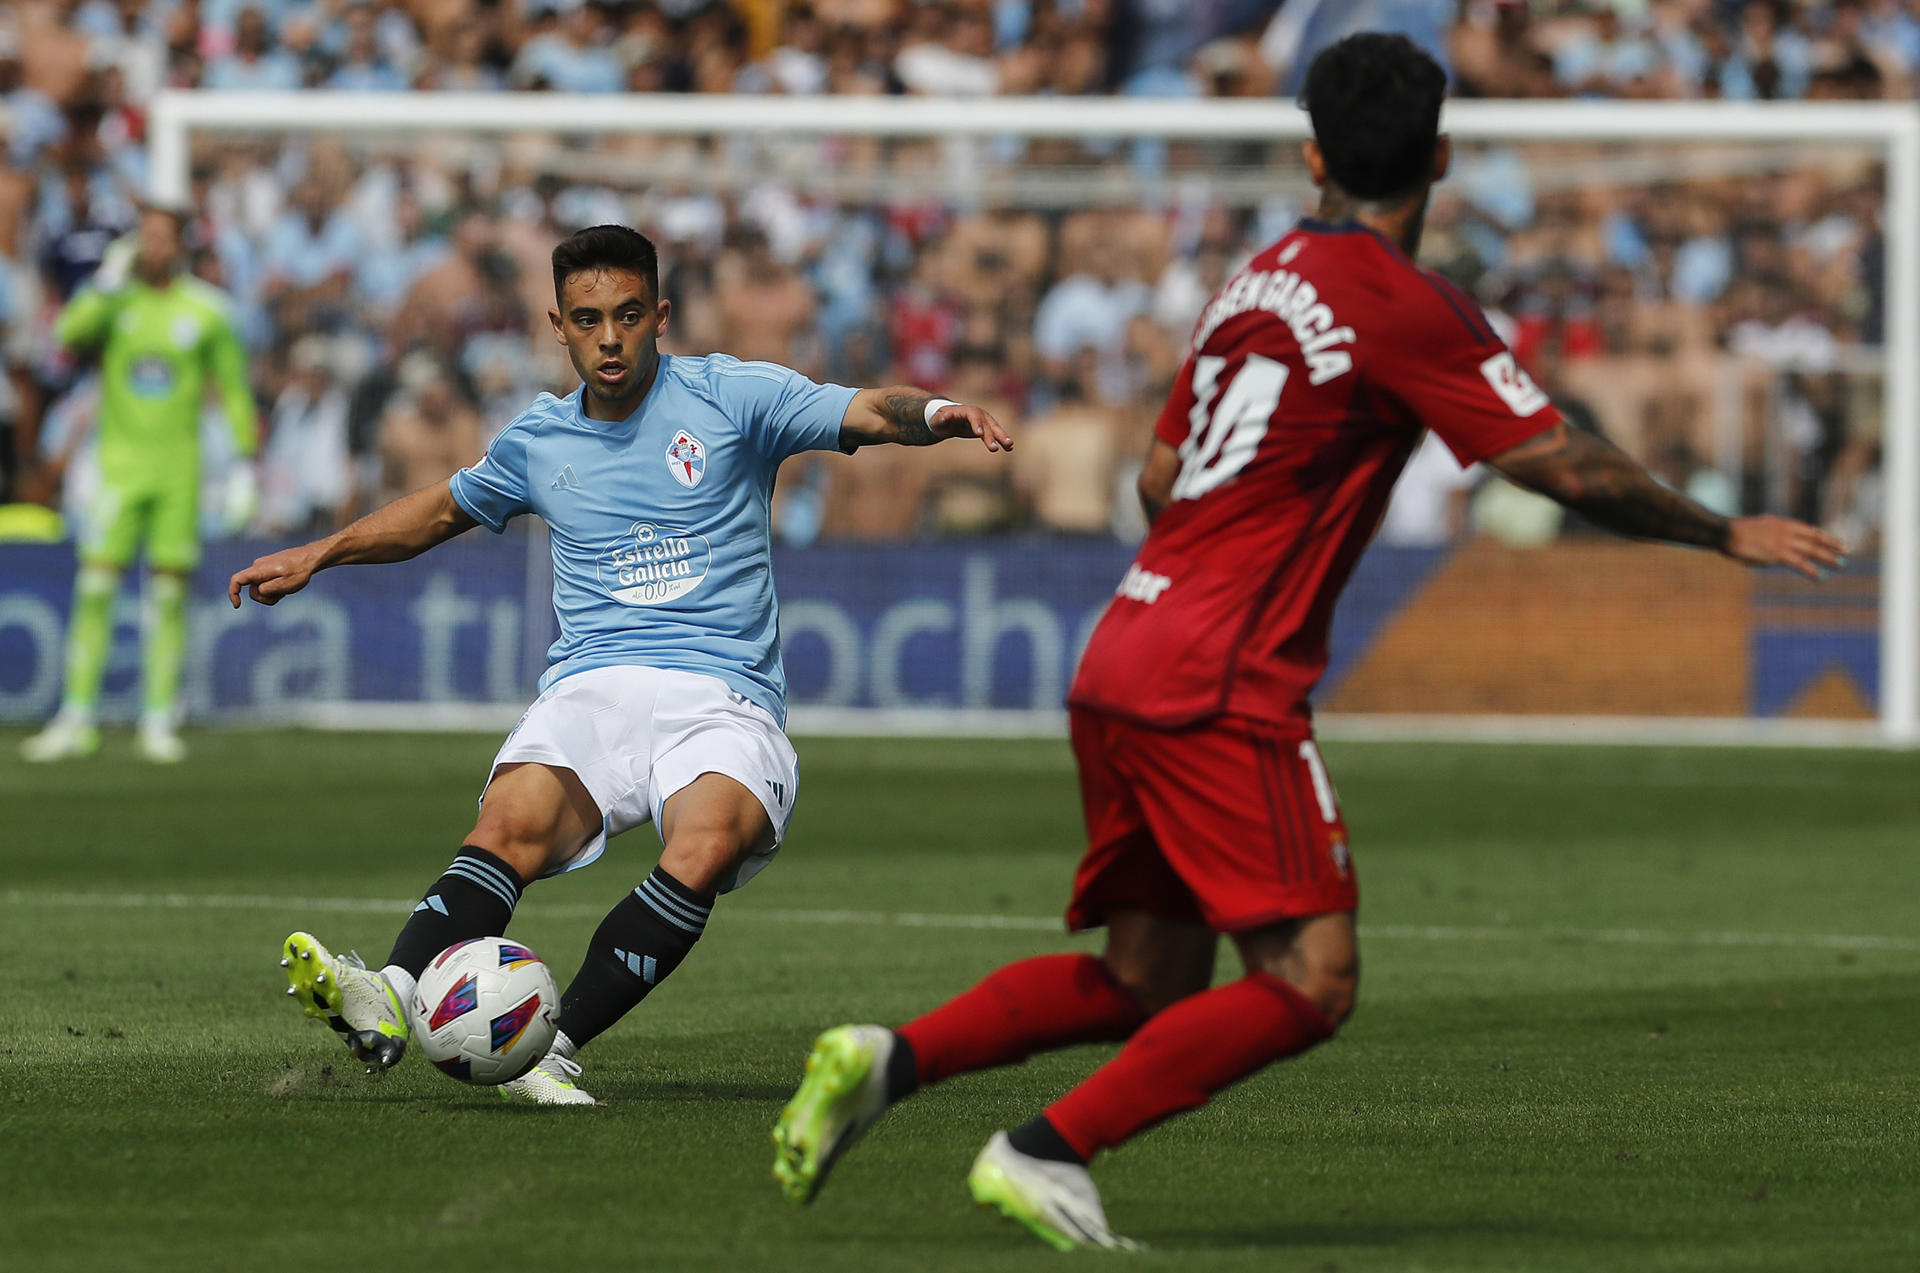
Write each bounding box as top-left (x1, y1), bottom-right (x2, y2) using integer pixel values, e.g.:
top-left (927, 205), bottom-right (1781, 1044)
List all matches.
top-left (1, 35), bottom-right (69, 162)
top-left (1550, 6), bottom-right (1661, 98)
top-left (353, 187), bottom-right (450, 324)
top-left (376, 350), bottom-right (482, 504)
top-left (713, 228), bottom-right (818, 369)
top-left (766, 5), bottom-right (831, 94)
top-left (513, 2), bottom-right (623, 93)
top-left (1012, 346), bottom-right (1129, 535)
top-left (38, 160), bottom-right (132, 301)
top-left (894, 3), bottom-right (1000, 96)
top-left (259, 173), bottom-right (361, 335)
top-left (1033, 216), bottom-right (1149, 404)
top-left (420, 22), bottom-right (505, 92)
top-left (1260, 0), bottom-right (1452, 97)
top-left (890, 4), bottom-right (998, 96)
top-left (1151, 213), bottom-right (1235, 338)
top-left (258, 334), bottom-right (352, 534)
top-left (81, 0), bottom-right (170, 105)
top-left (327, 4), bottom-right (410, 92)
top-left (202, 8), bottom-right (303, 92)
top-left (888, 248), bottom-right (960, 391)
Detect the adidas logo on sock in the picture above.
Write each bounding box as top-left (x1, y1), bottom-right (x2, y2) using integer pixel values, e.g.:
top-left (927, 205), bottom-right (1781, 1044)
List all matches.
top-left (412, 894), bottom-right (450, 916)
top-left (614, 948), bottom-right (658, 984)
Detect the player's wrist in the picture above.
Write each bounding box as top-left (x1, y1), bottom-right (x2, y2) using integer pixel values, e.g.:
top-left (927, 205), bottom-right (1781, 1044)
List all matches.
top-left (923, 397), bottom-right (959, 428)
top-left (1708, 514), bottom-right (1736, 555)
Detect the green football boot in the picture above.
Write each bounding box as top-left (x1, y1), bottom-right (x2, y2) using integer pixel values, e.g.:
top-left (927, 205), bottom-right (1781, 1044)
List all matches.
top-left (281, 932), bottom-right (409, 1072)
top-left (968, 1131), bottom-right (1143, 1252)
top-left (499, 1052), bottom-right (596, 1106)
top-left (772, 1025), bottom-right (894, 1204)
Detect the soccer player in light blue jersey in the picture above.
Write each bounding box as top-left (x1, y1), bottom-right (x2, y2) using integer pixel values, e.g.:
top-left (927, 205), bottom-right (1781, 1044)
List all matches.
top-left (229, 225), bottom-right (1012, 1103)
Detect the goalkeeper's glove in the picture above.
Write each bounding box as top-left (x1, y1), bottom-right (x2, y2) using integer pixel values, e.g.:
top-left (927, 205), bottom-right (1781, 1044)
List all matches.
top-left (221, 462), bottom-right (259, 537)
top-left (91, 235), bottom-right (139, 293)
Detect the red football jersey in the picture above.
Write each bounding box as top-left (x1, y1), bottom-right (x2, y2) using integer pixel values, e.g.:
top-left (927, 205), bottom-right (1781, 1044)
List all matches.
top-left (1070, 219), bottom-right (1561, 728)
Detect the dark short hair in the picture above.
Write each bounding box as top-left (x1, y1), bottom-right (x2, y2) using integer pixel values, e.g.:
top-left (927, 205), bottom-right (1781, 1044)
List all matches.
top-left (551, 224), bottom-right (659, 305)
top-left (1300, 33), bottom-right (1448, 202)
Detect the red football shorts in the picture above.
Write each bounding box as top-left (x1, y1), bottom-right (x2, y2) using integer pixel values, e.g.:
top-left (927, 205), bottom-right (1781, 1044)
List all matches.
top-left (1065, 708), bottom-right (1357, 933)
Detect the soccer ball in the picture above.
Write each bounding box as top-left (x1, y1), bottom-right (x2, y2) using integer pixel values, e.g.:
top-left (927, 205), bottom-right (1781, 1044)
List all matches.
top-left (412, 937), bottom-right (560, 1085)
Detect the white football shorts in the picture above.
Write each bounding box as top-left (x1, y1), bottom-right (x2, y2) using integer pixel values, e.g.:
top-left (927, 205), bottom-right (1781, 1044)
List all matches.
top-left (484, 664), bottom-right (799, 892)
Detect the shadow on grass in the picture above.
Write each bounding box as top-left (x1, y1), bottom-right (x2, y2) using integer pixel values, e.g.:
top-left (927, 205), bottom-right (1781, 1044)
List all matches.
top-left (298, 1078), bottom-right (799, 1107)
top-left (1144, 1216), bottom-right (1590, 1251)
top-left (600, 1079), bottom-right (795, 1103)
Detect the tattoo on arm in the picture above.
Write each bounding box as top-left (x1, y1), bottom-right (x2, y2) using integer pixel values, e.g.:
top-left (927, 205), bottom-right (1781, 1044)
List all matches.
top-left (877, 388), bottom-right (938, 446)
top-left (1492, 425), bottom-right (1730, 550)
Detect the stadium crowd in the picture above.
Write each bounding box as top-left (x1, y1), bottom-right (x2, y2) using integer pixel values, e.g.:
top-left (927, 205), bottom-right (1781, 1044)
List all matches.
top-left (0, 0), bottom-right (1901, 547)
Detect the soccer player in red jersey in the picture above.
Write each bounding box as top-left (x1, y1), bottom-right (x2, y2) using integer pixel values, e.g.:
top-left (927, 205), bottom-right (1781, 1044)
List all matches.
top-left (771, 33), bottom-right (1846, 1249)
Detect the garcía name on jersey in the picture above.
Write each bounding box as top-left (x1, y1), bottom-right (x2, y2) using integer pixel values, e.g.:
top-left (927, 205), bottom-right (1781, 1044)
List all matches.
top-left (1190, 252), bottom-right (1356, 386)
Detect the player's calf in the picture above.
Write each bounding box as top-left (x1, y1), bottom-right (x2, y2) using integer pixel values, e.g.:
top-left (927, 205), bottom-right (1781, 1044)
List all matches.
top-left (384, 846), bottom-right (529, 982)
top-left (553, 865), bottom-right (713, 1049)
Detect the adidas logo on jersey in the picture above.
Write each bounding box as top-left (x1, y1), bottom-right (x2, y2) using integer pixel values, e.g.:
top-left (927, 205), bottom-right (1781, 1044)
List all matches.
top-left (551, 465), bottom-right (581, 491)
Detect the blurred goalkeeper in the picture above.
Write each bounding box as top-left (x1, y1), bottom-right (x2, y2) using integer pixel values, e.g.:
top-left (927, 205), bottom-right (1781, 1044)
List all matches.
top-left (22, 204), bottom-right (259, 765)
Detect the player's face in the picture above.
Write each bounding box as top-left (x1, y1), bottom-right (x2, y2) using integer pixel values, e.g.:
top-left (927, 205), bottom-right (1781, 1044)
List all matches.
top-left (136, 210), bottom-right (184, 281)
top-left (550, 267), bottom-right (671, 422)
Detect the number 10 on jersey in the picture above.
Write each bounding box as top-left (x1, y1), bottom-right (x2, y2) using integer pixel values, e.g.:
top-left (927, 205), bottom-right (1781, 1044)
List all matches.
top-left (1171, 354), bottom-right (1289, 503)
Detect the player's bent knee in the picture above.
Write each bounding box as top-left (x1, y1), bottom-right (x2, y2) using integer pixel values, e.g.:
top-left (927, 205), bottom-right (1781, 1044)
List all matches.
top-left (464, 810), bottom-right (553, 884)
top-left (658, 828), bottom-right (743, 895)
top-left (1300, 968), bottom-right (1358, 1030)
top-left (1237, 913), bottom-right (1359, 1029)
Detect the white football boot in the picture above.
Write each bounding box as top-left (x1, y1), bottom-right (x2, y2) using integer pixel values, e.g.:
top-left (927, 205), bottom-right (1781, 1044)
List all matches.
top-left (136, 712), bottom-right (187, 764)
top-left (21, 711), bottom-right (101, 763)
top-left (281, 932), bottom-right (410, 1071)
top-left (772, 1024), bottom-right (894, 1204)
top-left (499, 1052), bottom-right (596, 1105)
top-left (967, 1131), bottom-right (1143, 1252)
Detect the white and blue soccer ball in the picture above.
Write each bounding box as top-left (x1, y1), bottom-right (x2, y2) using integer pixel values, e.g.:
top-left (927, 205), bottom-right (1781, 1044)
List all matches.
top-left (412, 937), bottom-right (560, 1085)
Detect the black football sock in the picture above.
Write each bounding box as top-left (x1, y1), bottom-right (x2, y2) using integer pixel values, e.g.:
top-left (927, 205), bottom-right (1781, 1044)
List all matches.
top-left (385, 846), bottom-right (526, 978)
top-left (884, 1032), bottom-right (919, 1103)
top-left (557, 865), bottom-right (712, 1049)
top-left (1007, 1114), bottom-right (1088, 1167)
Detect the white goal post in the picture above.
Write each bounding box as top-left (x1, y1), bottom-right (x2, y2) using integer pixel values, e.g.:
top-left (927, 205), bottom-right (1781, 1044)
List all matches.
top-left (144, 91), bottom-right (1920, 745)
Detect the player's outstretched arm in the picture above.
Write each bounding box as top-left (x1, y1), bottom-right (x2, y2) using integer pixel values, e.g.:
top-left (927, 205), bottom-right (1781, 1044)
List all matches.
top-left (839, 386), bottom-right (1012, 452)
top-left (228, 479), bottom-right (478, 607)
top-left (1488, 423), bottom-right (1846, 580)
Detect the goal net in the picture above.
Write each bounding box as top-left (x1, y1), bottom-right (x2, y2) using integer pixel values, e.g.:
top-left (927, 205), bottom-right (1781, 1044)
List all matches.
top-left (26, 91), bottom-right (1904, 743)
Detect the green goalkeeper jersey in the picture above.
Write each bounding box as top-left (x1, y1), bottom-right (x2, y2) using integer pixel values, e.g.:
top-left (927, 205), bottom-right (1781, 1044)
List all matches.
top-left (54, 274), bottom-right (259, 484)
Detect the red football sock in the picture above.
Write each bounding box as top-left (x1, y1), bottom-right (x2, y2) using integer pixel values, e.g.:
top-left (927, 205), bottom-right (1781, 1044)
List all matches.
top-left (898, 953), bottom-right (1148, 1087)
top-left (1043, 972), bottom-right (1333, 1160)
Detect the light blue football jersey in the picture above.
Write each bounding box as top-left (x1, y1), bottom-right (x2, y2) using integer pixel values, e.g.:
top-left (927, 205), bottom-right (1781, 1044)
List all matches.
top-left (448, 353), bottom-right (858, 726)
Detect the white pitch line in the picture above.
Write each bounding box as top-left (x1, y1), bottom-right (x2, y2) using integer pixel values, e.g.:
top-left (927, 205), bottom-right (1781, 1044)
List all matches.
top-left (3, 889), bottom-right (1917, 953)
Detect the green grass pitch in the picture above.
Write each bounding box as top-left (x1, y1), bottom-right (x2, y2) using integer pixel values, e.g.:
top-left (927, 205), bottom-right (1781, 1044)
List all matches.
top-left (2, 729), bottom-right (1916, 1272)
